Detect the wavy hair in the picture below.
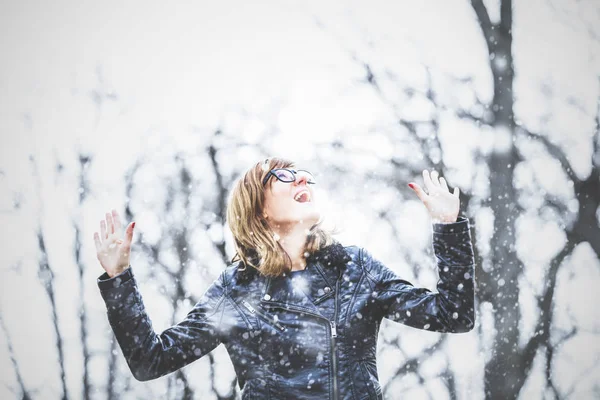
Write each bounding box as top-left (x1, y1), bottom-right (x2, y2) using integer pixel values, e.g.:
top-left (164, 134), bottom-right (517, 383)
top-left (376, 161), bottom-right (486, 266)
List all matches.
top-left (226, 157), bottom-right (336, 277)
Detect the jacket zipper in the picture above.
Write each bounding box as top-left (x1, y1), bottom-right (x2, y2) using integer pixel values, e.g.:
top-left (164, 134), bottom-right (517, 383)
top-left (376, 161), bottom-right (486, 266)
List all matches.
top-left (259, 301), bottom-right (340, 399)
top-left (241, 300), bottom-right (286, 332)
top-left (247, 282), bottom-right (341, 399)
top-left (331, 278), bottom-right (340, 400)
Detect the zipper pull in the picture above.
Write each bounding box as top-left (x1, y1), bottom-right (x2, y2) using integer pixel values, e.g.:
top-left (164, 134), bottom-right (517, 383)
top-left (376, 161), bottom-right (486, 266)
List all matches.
top-left (274, 321), bottom-right (286, 332)
top-left (242, 300), bottom-right (256, 314)
top-left (330, 321), bottom-right (337, 337)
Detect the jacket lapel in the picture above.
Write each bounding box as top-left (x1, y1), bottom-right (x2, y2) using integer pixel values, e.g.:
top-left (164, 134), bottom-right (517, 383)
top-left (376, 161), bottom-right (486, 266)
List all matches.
top-left (260, 267), bottom-right (323, 316)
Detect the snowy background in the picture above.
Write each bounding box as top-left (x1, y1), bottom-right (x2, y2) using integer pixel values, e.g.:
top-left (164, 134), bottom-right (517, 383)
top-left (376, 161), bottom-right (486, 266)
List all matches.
top-left (1, 0), bottom-right (599, 399)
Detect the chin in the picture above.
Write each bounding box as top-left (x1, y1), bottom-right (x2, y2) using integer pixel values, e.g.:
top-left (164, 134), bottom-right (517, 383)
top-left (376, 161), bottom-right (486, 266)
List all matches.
top-left (301, 210), bottom-right (321, 226)
top-left (287, 201), bottom-right (320, 225)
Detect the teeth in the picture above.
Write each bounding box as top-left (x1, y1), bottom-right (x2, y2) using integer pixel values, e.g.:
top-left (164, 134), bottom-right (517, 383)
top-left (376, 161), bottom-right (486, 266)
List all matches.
top-left (294, 191), bottom-right (310, 202)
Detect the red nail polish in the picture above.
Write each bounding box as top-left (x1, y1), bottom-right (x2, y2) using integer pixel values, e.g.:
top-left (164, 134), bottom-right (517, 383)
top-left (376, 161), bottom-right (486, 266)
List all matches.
top-left (132, 222), bottom-right (136, 229)
top-left (408, 183), bottom-right (415, 189)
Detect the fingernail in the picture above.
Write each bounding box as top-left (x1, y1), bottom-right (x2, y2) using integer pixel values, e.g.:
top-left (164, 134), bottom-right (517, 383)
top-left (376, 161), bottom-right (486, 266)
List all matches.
top-left (132, 222), bottom-right (136, 229)
top-left (408, 183), bottom-right (415, 189)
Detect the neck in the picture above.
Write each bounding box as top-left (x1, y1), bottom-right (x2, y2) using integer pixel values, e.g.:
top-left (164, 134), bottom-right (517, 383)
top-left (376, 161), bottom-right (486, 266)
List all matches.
top-left (270, 221), bottom-right (313, 271)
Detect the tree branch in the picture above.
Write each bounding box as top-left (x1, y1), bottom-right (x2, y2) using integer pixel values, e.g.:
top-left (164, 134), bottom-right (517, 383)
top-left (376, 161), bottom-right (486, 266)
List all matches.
top-left (381, 334), bottom-right (446, 396)
top-left (0, 315), bottom-right (31, 400)
top-left (470, 0), bottom-right (495, 53)
top-left (207, 136), bottom-right (230, 265)
top-left (499, 0), bottom-right (513, 38)
top-left (520, 239), bottom-right (576, 394)
top-left (546, 327), bottom-right (577, 399)
top-left (518, 127), bottom-right (578, 183)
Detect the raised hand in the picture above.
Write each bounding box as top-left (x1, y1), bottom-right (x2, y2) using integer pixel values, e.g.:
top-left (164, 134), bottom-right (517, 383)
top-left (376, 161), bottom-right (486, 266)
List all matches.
top-left (94, 209), bottom-right (136, 278)
top-left (408, 170), bottom-right (460, 223)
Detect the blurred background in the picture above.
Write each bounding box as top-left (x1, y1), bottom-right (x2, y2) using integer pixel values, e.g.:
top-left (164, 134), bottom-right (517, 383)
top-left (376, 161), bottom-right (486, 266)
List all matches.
top-left (1, 0), bottom-right (599, 399)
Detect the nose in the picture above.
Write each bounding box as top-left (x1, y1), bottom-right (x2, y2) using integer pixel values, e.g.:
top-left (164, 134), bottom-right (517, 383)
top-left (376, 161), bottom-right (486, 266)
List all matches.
top-left (294, 172), bottom-right (308, 185)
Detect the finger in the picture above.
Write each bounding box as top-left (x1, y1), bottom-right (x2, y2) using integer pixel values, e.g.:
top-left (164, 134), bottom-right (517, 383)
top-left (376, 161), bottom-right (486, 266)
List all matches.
top-left (93, 232), bottom-right (102, 253)
top-left (439, 177), bottom-right (449, 191)
top-left (453, 187), bottom-right (460, 197)
top-left (106, 212), bottom-right (114, 235)
top-left (430, 170), bottom-right (441, 187)
top-left (100, 220), bottom-right (107, 240)
top-left (112, 209), bottom-right (123, 234)
top-left (422, 170), bottom-right (436, 195)
top-left (408, 182), bottom-right (428, 202)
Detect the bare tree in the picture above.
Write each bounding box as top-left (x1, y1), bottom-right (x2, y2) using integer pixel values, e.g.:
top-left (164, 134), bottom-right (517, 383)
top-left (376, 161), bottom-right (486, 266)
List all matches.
top-left (469, 1), bottom-right (599, 398)
top-left (314, 1), bottom-right (599, 398)
top-left (30, 157), bottom-right (69, 400)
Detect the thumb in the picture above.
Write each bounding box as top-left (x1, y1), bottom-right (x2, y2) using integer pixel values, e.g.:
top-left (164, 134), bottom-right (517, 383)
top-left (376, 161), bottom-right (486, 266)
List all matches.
top-left (123, 222), bottom-right (136, 247)
top-left (408, 182), bottom-right (428, 202)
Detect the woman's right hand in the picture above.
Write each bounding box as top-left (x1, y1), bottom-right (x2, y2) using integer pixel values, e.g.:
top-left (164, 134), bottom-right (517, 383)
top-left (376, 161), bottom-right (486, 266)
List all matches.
top-left (94, 209), bottom-right (136, 278)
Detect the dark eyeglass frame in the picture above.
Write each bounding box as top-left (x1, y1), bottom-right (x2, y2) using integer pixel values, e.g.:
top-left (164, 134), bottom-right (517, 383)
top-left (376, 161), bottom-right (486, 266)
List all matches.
top-left (262, 168), bottom-right (316, 186)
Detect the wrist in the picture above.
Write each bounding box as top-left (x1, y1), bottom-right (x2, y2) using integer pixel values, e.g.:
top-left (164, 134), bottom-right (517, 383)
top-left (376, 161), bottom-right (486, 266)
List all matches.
top-left (98, 266), bottom-right (134, 291)
top-left (432, 217), bottom-right (457, 224)
top-left (107, 266), bottom-right (130, 279)
top-left (432, 216), bottom-right (470, 235)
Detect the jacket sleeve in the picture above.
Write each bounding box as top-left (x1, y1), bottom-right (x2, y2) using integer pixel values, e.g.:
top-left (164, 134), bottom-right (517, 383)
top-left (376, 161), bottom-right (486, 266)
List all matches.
top-left (97, 266), bottom-right (225, 381)
top-left (361, 216), bottom-right (475, 333)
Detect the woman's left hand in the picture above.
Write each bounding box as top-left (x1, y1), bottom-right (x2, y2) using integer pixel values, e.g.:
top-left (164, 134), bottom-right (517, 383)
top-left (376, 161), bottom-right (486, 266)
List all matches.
top-left (408, 170), bottom-right (460, 223)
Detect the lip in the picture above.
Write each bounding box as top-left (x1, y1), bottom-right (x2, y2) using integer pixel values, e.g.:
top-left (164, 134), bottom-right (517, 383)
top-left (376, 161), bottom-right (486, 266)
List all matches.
top-left (293, 188), bottom-right (311, 203)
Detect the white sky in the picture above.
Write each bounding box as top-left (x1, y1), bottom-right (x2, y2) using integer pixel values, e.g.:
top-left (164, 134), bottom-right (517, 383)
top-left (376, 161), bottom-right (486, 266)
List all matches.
top-left (0, 0), bottom-right (599, 398)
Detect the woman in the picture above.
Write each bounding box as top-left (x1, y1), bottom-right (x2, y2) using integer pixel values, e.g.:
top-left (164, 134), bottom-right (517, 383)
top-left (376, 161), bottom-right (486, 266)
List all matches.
top-left (94, 157), bottom-right (475, 399)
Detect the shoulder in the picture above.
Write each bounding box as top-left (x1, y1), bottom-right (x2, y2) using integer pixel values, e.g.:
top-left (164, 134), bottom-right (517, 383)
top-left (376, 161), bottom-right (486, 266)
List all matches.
top-left (340, 245), bottom-right (371, 266)
top-left (342, 245), bottom-right (388, 281)
top-left (335, 245), bottom-right (391, 287)
top-left (338, 244), bottom-right (374, 275)
top-left (196, 261), bottom-right (247, 294)
top-left (218, 260), bottom-right (265, 296)
top-left (341, 245), bottom-right (361, 262)
top-left (220, 261), bottom-right (248, 287)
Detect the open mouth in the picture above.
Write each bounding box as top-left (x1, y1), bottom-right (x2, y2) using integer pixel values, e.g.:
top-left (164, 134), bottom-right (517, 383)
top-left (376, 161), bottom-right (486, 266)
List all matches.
top-left (294, 190), bottom-right (311, 203)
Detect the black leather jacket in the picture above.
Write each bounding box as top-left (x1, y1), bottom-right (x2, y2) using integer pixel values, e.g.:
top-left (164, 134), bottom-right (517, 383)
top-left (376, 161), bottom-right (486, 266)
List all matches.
top-left (97, 217), bottom-right (475, 399)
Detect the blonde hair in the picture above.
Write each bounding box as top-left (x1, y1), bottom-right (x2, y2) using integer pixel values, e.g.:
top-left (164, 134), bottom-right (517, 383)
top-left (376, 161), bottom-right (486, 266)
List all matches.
top-left (226, 157), bottom-right (335, 277)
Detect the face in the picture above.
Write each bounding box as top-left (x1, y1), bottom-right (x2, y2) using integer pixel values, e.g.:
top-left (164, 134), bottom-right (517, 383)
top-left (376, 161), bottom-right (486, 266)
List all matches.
top-left (262, 168), bottom-right (321, 230)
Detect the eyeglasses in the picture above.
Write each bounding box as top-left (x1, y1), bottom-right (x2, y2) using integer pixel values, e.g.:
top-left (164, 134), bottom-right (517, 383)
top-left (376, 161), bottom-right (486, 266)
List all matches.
top-left (262, 168), bottom-right (316, 186)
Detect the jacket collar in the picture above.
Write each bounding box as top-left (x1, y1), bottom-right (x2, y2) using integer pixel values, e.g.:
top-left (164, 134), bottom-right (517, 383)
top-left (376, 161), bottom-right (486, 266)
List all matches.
top-left (236, 241), bottom-right (351, 282)
top-left (305, 241), bottom-right (352, 270)
top-left (258, 242), bottom-right (351, 316)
